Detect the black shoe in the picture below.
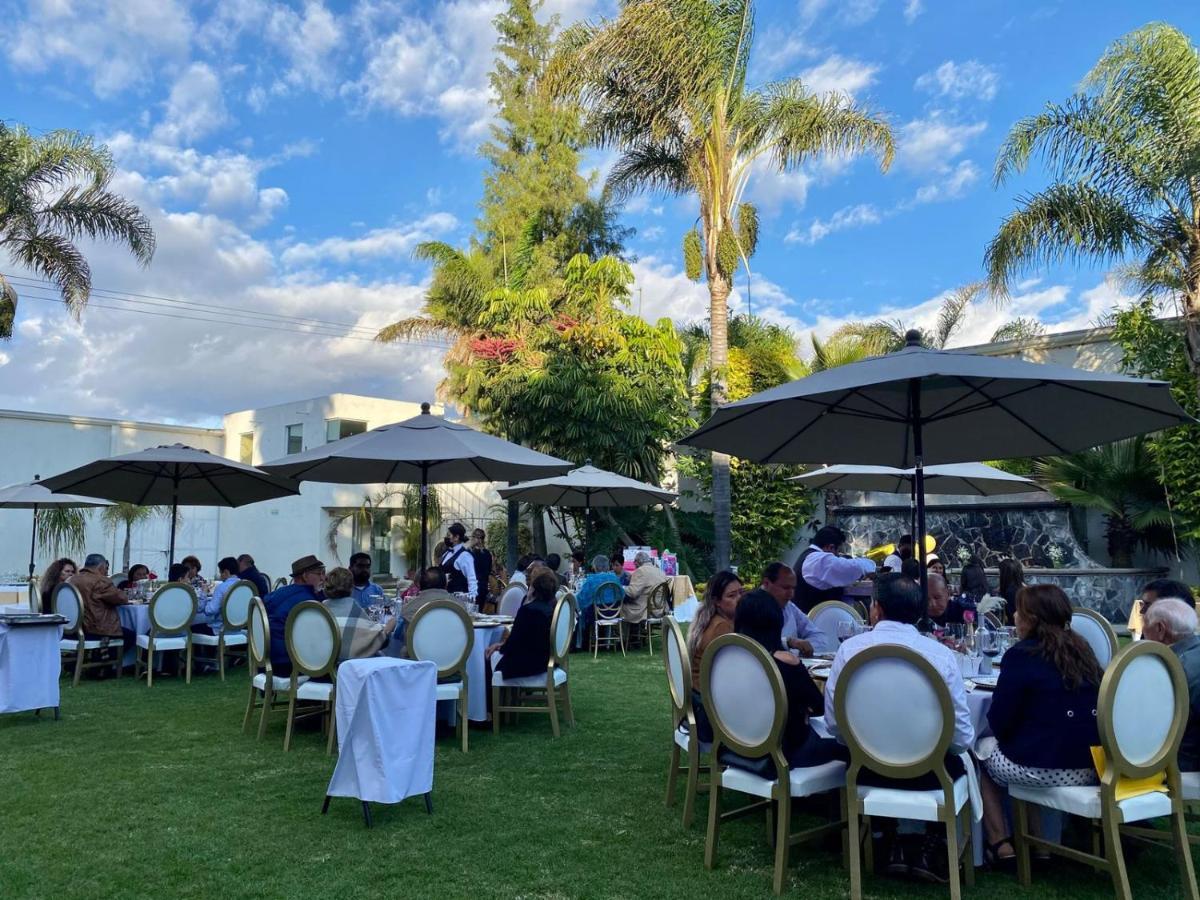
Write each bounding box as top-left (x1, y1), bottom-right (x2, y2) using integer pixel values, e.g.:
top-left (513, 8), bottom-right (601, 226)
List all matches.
top-left (883, 836), bottom-right (909, 877)
top-left (907, 835), bottom-right (949, 884)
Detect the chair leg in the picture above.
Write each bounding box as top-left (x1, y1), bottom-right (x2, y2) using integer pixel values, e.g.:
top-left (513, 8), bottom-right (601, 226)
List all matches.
top-left (593, 623), bottom-right (599, 659)
top-left (961, 807), bottom-right (975, 888)
top-left (772, 794), bottom-right (790, 896)
top-left (682, 742), bottom-right (700, 828)
top-left (861, 814), bottom-right (873, 875)
top-left (944, 811), bottom-right (962, 900)
top-left (283, 692), bottom-right (298, 751)
top-left (146, 640), bottom-right (154, 688)
top-left (185, 640), bottom-right (193, 685)
top-left (257, 688), bottom-right (272, 741)
top-left (560, 683), bottom-right (575, 726)
top-left (114, 645), bottom-right (122, 678)
top-left (647, 625), bottom-right (653, 655)
top-left (704, 767), bottom-right (722, 870)
top-left (1102, 811), bottom-right (1133, 900)
top-left (73, 649), bottom-right (83, 688)
top-left (666, 740), bottom-right (681, 808)
top-left (1013, 798), bottom-right (1033, 887)
top-left (619, 623), bottom-right (626, 657)
top-left (492, 685), bottom-right (501, 735)
top-left (218, 639), bottom-right (226, 682)
top-left (548, 681), bottom-right (561, 738)
top-left (326, 698), bottom-right (337, 756)
top-left (242, 683), bottom-right (256, 733)
top-left (847, 801), bottom-right (863, 900)
top-left (460, 689), bottom-right (468, 753)
top-left (1170, 805), bottom-right (1200, 900)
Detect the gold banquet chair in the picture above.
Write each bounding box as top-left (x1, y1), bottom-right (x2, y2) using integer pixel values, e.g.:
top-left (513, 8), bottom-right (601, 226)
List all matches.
top-left (1010, 641), bottom-right (1198, 900)
top-left (1071, 606), bottom-right (1119, 669)
top-left (492, 594), bottom-right (576, 738)
top-left (701, 634), bottom-right (848, 896)
top-left (663, 615), bottom-right (710, 828)
top-left (408, 599), bottom-right (474, 753)
top-left (808, 600), bottom-right (864, 642)
top-left (53, 582), bottom-right (123, 685)
top-left (592, 581), bottom-right (625, 659)
top-left (191, 580), bottom-right (256, 680)
top-left (644, 581), bottom-right (672, 655)
top-left (283, 601), bottom-right (341, 754)
top-left (134, 582), bottom-right (198, 687)
top-left (834, 645), bottom-right (975, 900)
top-left (242, 597), bottom-right (303, 740)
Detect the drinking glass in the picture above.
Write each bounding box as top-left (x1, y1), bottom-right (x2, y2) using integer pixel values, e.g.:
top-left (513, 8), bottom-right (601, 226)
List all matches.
top-left (836, 620), bottom-right (854, 643)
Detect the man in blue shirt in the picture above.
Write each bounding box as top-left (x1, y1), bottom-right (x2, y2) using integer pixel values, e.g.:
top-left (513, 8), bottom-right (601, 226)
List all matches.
top-left (264, 555), bottom-right (326, 676)
top-left (752, 561), bottom-right (834, 656)
top-left (349, 552), bottom-right (385, 610)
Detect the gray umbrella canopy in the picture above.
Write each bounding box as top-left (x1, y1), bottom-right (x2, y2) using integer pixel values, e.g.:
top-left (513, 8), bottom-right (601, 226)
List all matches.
top-left (261, 403), bottom-right (572, 566)
top-left (790, 463), bottom-right (1038, 496)
top-left (0, 480), bottom-right (113, 580)
top-left (41, 444), bottom-right (299, 562)
top-left (497, 462), bottom-right (676, 507)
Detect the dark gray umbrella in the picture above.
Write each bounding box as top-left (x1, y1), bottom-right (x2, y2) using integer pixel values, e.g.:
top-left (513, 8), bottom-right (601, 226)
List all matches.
top-left (41, 444), bottom-right (299, 563)
top-left (790, 463), bottom-right (1038, 495)
top-left (683, 330), bottom-right (1194, 604)
top-left (0, 479), bottom-right (112, 580)
top-left (261, 403), bottom-right (572, 567)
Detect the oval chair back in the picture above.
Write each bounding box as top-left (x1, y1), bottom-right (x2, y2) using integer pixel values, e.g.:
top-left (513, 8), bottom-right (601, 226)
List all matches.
top-left (408, 599), bottom-right (474, 678)
top-left (809, 600), bottom-right (863, 638)
top-left (149, 583), bottom-right (198, 634)
top-left (833, 644), bottom-right (953, 782)
top-left (52, 583), bottom-right (84, 635)
top-left (222, 580), bottom-right (257, 631)
top-left (284, 601), bottom-right (340, 680)
top-left (248, 598), bottom-right (270, 670)
top-left (1099, 641), bottom-right (1189, 781)
top-left (663, 615), bottom-right (690, 724)
top-left (273, 576), bottom-right (289, 591)
top-left (498, 585), bottom-right (526, 617)
top-left (700, 633), bottom-right (787, 765)
top-left (594, 580), bottom-right (624, 622)
top-left (551, 595), bottom-right (576, 670)
top-left (647, 581), bottom-right (672, 618)
top-left (1072, 607), bottom-right (1119, 669)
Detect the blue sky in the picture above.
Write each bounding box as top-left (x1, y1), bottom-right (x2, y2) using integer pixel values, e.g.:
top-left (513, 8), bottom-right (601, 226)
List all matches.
top-left (1, 0), bottom-right (1197, 424)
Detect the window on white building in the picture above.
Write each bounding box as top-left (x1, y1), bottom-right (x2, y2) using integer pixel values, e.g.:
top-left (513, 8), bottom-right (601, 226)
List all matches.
top-left (285, 423), bottom-right (303, 455)
top-left (239, 432), bottom-right (254, 464)
top-left (326, 419), bottom-right (367, 443)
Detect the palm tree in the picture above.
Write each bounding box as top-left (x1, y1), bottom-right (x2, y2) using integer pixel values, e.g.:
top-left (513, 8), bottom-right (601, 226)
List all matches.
top-left (985, 23), bottom-right (1200, 395)
top-left (551, 0), bottom-right (894, 568)
top-left (1034, 436), bottom-right (1181, 567)
top-left (34, 507), bottom-right (88, 559)
top-left (0, 123), bottom-right (155, 337)
top-left (101, 503), bottom-right (169, 573)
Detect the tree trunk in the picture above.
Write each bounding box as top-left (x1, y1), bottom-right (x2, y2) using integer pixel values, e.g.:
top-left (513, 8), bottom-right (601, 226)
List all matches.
top-left (530, 504), bottom-right (548, 557)
top-left (122, 522), bottom-right (132, 572)
top-left (663, 505), bottom-right (691, 579)
top-left (506, 499), bottom-right (519, 572)
top-left (709, 268), bottom-right (733, 571)
top-left (1183, 271), bottom-right (1200, 408)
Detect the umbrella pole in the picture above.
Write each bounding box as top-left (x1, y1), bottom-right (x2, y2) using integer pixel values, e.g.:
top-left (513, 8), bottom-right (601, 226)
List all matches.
top-left (29, 503), bottom-right (38, 582)
top-left (168, 474), bottom-right (179, 564)
top-left (419, 465), bottom-right (429, 570)
top-left (910, 378), bottom-right (930, 625)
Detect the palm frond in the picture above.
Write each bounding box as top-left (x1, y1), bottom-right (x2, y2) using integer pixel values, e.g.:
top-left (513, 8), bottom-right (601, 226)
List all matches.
top-left (0, 275), bottom-right (15, 340)
top-left (990, 317), bottom-right (1045, 343)
top-left (932, 282), bottom-right (983, 349)
top-left (751, 80), bottom-right (894, 171)
top-left (375, 317), bottom-right (464, 344)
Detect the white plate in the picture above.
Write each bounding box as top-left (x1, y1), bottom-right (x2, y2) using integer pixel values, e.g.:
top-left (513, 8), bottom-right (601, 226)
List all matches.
top-left (970, 674), bottom-right (999, 689)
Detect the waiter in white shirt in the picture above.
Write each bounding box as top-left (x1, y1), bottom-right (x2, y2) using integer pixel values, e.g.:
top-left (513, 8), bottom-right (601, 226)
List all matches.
top-left (792, 525), bottom-right (877, 612)
top-left (439, 522), bottom-right (478, 597)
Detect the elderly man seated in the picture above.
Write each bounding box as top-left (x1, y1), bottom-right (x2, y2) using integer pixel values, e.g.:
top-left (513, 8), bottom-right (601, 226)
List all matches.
top-left (1143, 598), bottom-right (1200, 771)
top-left (400, 566), bottom-right (454, 624)
top-left (323, 567), bottom-right (395, 663)
top-left (740, 561), bottom-right (833, 656)
top-left (1129, 578), bottom-right (1195, 638)
top-left (264, 555), bottom-right (326, 677)
top-left (624, 550), bottom-right (668, 625)
top-left (70, 552), bottom-right (133, 650)
top-left (926, 572), bottom-right (969, 626)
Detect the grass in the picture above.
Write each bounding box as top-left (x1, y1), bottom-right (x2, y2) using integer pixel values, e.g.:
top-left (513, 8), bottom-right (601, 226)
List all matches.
top-left (0, 647), bottom-right (1194, 899)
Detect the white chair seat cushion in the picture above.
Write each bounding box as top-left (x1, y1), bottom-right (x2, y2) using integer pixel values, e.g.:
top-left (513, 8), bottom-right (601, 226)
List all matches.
top-left (136, 634), bottom-right (188, 651)
top-left (595, 620), bottom-right (622, 628)
top-left (253, 672), bottom-right (307, 691)
top-left (674, 723), bottom-right (712, 754)
top-left (192, 631), bottom-right (248, 647)
top-left (493, 667), bottom-right (568, 689)
top-left (721, 759), bottom-right (847, 799)
top-left (1009, 783), bottom-right (1172, 822)
top-left (1182, 771), bottom-right (1200, 801)
top-left (296, 680), bottom-right (334, 701)
top-left (858, 774), bottom-right (970, 821)
top-left (436, 682), bottom-right (465, 701)
top-left (60, 638), bottom-right (121, 651)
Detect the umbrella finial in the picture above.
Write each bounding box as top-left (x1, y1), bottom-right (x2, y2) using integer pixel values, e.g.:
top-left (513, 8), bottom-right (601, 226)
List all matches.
top-left (904, 329), bottom-right (923, 348)
top-left (421, 402), bottom-right (431, 414)
top-left (585, 458), bottom-right (592, 467)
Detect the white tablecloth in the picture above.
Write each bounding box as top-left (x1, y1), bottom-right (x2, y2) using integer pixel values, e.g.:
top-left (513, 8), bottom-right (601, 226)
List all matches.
top-left (0, 620), bottom-right (62, 714)
top-left (117, 603), bottom-right (206, 634)
top-left (327, 657), bottom-right (436, 805)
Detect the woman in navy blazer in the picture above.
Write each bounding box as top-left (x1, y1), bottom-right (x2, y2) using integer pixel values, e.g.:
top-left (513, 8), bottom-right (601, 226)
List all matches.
top-left (980, 584), bottom-right (1103, 867)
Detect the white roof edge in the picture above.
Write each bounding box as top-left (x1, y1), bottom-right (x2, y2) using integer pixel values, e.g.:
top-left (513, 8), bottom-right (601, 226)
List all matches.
top-left (954, 315), bottom-right (1182, 356)
top-left (0, 406), bottom-right (222, 435)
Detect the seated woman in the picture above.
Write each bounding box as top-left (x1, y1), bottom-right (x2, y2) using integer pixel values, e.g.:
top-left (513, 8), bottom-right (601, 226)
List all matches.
top-left (39, 557), bottom-right (77, 614)
top-left (322, 567), bottom-right (394, 663)
top-left (686, 571), bottom-right (742, 742)
top-left (574, 554), bottom-right (624, 642)
top-left (487, 568), bottom-right (560, 678)
top-left (980, 584), bottom-right (1102, 866)
top-left (117, 563), bottom-right (150, 591)
top-left (993, 557), bottom-right (1026, 624)
top-left (731, 589), bottom-right (841, 769)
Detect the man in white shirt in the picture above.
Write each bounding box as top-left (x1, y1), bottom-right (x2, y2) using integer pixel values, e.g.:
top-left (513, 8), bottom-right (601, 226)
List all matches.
top-left (793, 525), bottom-right (877, 612)
top-left (440, 522), bottom-right (478, 597)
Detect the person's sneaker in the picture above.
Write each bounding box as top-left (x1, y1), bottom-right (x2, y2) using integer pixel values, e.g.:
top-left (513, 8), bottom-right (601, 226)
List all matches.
top-left (907, 834), bottom-right (950, 884)
top-left (882, 835), bottom-right (909, 877)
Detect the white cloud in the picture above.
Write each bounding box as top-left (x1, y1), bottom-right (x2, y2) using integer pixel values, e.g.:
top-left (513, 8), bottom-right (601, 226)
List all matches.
top-left (896, 115), bottom-right (987, 171)
top-left (153, 63), bottom-right (230, 145)
top-left (281, 214), bottom-right (460, 266)
top-left (904, 0), bottom-right (924, 23)
top-left (6, 0), bottom-right (192, 97)
top-left (915, 60), bottom-right (1000, 102)
top-left (746, 162), bottom-right (813, 216)
top-left (800, 55), bottom-right (881, 97)
top-left (913, 159), bottom-right (981, 203)
top-left (265, 1), bottom-right (343, 94)
top-left (630, 257), bottom-right (711, 325)
top-left (786, 203), bottom-right (882, 244)
top-left (802, 0), bottom-right (882, 26)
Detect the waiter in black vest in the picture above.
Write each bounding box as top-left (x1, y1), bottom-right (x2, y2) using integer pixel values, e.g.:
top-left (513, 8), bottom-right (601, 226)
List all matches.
top-left (792, 525), bottom-right (877, 612)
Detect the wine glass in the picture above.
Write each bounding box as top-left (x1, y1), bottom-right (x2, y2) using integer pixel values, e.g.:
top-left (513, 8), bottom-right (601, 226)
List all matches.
top-left (836, 620), bottom-right (854, 643)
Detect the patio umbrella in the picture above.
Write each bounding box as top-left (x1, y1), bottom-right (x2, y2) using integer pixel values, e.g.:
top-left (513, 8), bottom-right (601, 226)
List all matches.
top-left (260, 403), bottom-right (572, 568)
top-left (682, 330), bottom-right (1194, 602)
top-left (0, 479), bottom-right (112, 581)
top-left (497, 460), bottom-right (677, 553)
top-left (40, 444), bottom-right (300, 563)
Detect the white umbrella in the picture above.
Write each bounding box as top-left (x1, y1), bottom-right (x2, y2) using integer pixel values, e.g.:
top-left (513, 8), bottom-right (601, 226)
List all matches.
top-left (0, 479), bottom-right (112, 581)
top-left (41, 444), bottom-right (299, 563)
top-left (261, 403), bottom-right (572, 566)
top-left (790, 462), bottom-right (1038, 495)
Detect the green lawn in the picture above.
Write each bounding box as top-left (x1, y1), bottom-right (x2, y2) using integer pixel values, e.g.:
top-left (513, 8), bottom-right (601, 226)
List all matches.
top-left (0, 649), bottom-right (1192, 899)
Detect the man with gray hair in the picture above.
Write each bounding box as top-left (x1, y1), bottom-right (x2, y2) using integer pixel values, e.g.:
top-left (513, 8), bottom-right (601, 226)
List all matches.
top-left (70, 553), bottom-right (134, 651)
top-left (624, 550), bottom-right (668, 625)
top-left (1144, 597), bottom-right (1200, 770)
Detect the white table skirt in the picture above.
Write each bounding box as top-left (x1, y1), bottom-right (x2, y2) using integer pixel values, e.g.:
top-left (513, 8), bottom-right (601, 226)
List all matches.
top-left (327, 657), bottom-right (436, 805)
top-left (0, 620), bottom-right (62, 714)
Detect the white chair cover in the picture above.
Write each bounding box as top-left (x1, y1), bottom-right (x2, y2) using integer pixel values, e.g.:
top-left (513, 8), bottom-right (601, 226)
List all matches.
top-left (708, 641), bottom-right (777, 750)
top-left (664, 619), bottom-right (687, 710)
top-left (326, 658), bottom-right (437, 804)
top-left (151, 585), bottom-right (195, 632)
top-left (410, 606), bottom-right (470, 671)
top-left (1071, 611), bottom-right (1115, 668)
top-left (1111, 652), bottom-right (1176, 767)
top-left (498, 586), bottom-right (526, 617)
top-left (809, 601), bottom-right (862, 638)
top-left (53, 584), bottom-right (83, 632)
top-left (290, 605), bottom-right (336, 673)
top-left (224, 582), bottom-right (256, 629)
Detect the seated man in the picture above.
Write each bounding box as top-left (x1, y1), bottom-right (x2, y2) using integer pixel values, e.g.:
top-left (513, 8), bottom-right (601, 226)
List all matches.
top-left (71, 552), bottom-right (133, 649)
top-left (1130, 577), bottom-right (1195, 638)
top-left (194, 557), bottom-right (241, 634)
top-left (743, 561), bottom-right (833, 657)
top-left (824, 572), bottom-right (975, 881)
top-left (623, 551), bottom-right (668, 624)
top-left (264, 555), bottom-right (326, 677)
top-left (323, 567), bottom-right (395, 663)
top-left (237, 553), bottom-right (270, 598)
top-left (1142, 598), bottom-right (1200, 771)
top-left (926, 573), bottom-right (968, 626)
top-left (349, 552), bottom-right (386, 610)
top-left (400, 566), bottom-right (453, 623)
